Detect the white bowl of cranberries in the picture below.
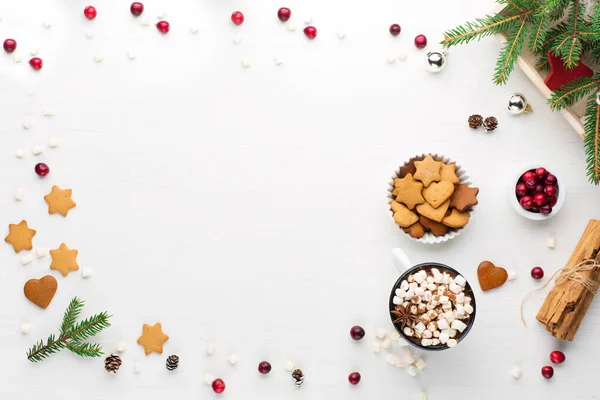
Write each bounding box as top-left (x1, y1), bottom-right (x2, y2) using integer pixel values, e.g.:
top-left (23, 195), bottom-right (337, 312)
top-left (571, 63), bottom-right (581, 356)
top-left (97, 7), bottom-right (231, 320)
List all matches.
top-left (512, 166), bottom-right (565, 220)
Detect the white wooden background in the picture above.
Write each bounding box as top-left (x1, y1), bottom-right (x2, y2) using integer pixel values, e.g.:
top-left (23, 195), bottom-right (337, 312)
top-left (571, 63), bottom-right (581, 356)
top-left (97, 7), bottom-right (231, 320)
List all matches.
top-left (1, 0), bottom-right (599, 399)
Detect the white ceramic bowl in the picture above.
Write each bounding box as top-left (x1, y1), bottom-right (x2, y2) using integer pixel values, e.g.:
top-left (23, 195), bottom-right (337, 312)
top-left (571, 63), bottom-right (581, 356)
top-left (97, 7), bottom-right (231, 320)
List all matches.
top-left (510, 165), bottom-right (566, 220)
top-left (387, 153), bottom-right (475, 244)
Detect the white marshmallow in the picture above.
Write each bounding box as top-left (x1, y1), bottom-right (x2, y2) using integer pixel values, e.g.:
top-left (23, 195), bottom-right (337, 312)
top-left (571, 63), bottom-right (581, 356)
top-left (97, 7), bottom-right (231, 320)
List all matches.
top-left (389, 330), bottom-right (400, 340)
top-left (400, 280), bottom-right (409, 290)
top-left (437, 318), bottom-right (449, 330)
top-left (81, 268), bottom-right (93, 278)
top-left (426, 276), bottom-right (434, 283)
top-left (22, 120), bottom-right (33, 129)
top-left (448, 328), bottom-right (458, 338)
top-left (13, 54), bottom-right (22, 63)
top-left (464, 304), bottom-right (474, 314)
top-left (241, 59), bottom-right (251, 68)
top-left (455, 275), bottom-right (467, 287)
top-left (433, 330), bottom-right (440, 338)
top-left (21, 254), bottom-right (33, 265)
top-left (21, 323), bottom-right (31, 334)
top-left (409, 282), bottom-right (418, 290)
top-left (190, 26), bottom-right (199, 34)
top-left (444, 311), bottom-right (455, 323)
top-left (386, 56), bottom-right (397, 64)
top-left (421, 338), bottom-right (433, 347)
top-left (406, 365), bottom-right (418, 376)
top-left (30, 48), bottom-right (39, 56)
top-left (203, 374), bottom-right (215, 385)
top-left (422, 329), bottom-right (432, 339)
top-left (227, 354), bottom-right (239, 365)
top-left (442, 273), bottom-right (451, 284)
top-left (16, 149), bottom-right (25, 158)
top-left (439, 332), bottom-right (449, 344)
top-left (510, 366), bottom-right (522, 379)
top-left (396, 338), bottom-right (409, 347)
top-left (404, 289), bottom-right (415, 300)
top-left (395, 358), bottom-right (405, 368)
top-left (423, 291), bottom-right (432, 301)
top-left (414, 322), bottom-right (426, 334)
top-left (284, 360), bottom-right (295, 371)
top-left (304, 17), bottom-right (313, 25)
top-left (508, 270), bottom-right (517, 281)
top-left (337, 31), bottom-right (346, 39)
top-left (274, 57), bottom-right (284, 65)
top-left (456, 304), bottom-right (465, 317)
top-left (36, 248), bottom-right (47, 258)
top-left (451, 320), bottom-right (468, 333)
top-left (93, 55), bottom-right (104, 63)
top-left (205, 343), bottom-right (216, 355)
top-left (140, 18), bottom-right (151, 26)
top-left (403, 351), bottom-right (415, 365)
top-left (393, 296), bottom-right (403, 305)
top-left (43, 22), bottom-right (52, 29)
top-left (14, 189), bottom-right (24, 201)
top-left (415, 359), bottom-right (426, 370)
top-left (449, 282), bottom-right (462, 294)
top-left (133, 360), bottom-right (141, 373)
top-left (432, 338), bottom-right (440, 345)
top-left (420, 392), bottom-right (428, 400)
top-left (381, 338), bottom-right (392, 349)
top-left (48, 138), bottom-right (60, 148)
top-left (288, 23), bottom-right (298, 31)
top-left (455, 293), bottom-right (465, 303)
top-left (427, 283), bottom-right (437, 291)
top-left (232, 36), bottom-right (243, 44)
top-left (439, 295), bottom-right (449, 304)
top-left (447, 339), bottom-right (458, 348)
top-left (116, 342), bottom-right (126, 353)
top-left (372, 341), bottom-right (381, 353)
top-left (386, 354), bottom-right (397, 365)
top-left (157, 11), bottom-right (167, 19)
top-left (547, 236), bottom-right (556, 249)
top-left (32, 145), bottom-right (43, 155)
top-left (414, 287), bottom-right (425, 296)
top-left (127, 51), bottom-right (137, 60)
top-left (403, 327), bottom-right (414, 337)
top-left (398, 53), bottom-right (408, 61)
top-left (464, 296), bottom-right (472, 305)
top-left (42, 108), bottom-right (54, 116)
top-left (376, 328), bottom-right (386, 339)
top-left (85, 31), bottom-right (95, 39)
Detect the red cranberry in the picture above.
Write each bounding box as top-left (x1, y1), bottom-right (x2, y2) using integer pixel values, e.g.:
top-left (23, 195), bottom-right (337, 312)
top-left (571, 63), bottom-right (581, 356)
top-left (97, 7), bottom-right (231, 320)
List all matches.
top-left (156, 20), bottom-right (170, 33)
top-left (414, 34), bottom-right (427, 49)
top-left (519, 195), bottom-right (534, 210)
top-left (522, 171), bottom-right (536, 181)
top-left (534, 183), bottom-right (544, 193)
top-left (130, 2), bottom-right (144, 16)
top-left (29, 57), bottom-right (43, 70)
top-left (530, 206), bottom-right (540, 213)
top-left (84, 6), bottom-right (97, 20)
top-left (348, 372), bottom-right (361, 385)
top-left (545, 174), bottom-right (558, 186)
top-left (277, 7), bottom-right (291, 22)
top-left (3, 38), bottom-right (17, 53)
top-left (531, 266), bottom-right (544, 280)
top-left (212, 378), bottom-right (226, 393)
top-left (539, 205), bottom-right (552, 215)
top-left (258, 361), bottom-right (272, 374)
top-left (515, 183), bottom-right (528, 196)
top-left (389, 24), bottom-right (401, 36)
top-left (541, 365), bottom-right (554, 379)
top-left (525, 179), bottom-right (537, 191)
top-left (35, 163), bottom-right (50, 177)
top-left (304, 26), bottom-right (317, 39)
top-left (533, 193), bottom-right (548, 206)
top-left (231, 11), bottom-right (244, 25)
top-left (550, 350), bottom-right (565, 364)
top-left (544, 185), bottom-right (558, 197)
top-left (350, 325), bottom-right (365, 340)
top-left (548, 196), bottom-right (558, 207)
top-left (535, 167), bottom-right (547, 180)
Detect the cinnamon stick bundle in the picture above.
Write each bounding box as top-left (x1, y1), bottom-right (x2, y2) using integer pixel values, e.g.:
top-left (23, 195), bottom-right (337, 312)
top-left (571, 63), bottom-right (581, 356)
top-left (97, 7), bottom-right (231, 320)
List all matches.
top-left (536, 219), bottom-right (600, 341)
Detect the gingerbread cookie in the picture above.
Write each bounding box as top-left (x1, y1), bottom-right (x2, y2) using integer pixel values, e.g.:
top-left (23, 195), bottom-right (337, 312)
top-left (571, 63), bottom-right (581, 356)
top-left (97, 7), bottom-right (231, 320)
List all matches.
top-left (477, 261), bottom-right (508, 291)
top-left (419, 215), bottom-right (449, 236)
top-left (402, 222), bottom-right (425, 239)
top-left (44, 186), bottom-right (76, 217)
top-left (440, 163), bottom-right (460, 184)
top-left (450, 184), bottom-right (479, 211)
top-left (413, 155), bottom-right (442, 187)
top-left (49, 243), bottom-right (79, 276)
top-left (393, 173), bottom-right (425, 209)
top-left (5, 220), bottom-right (36, 253)
top-left (24, 275), bottom-right (58, 309)
top-left (137, 323), bottom-right (169, 355)
top-left (442, 209), bottom-right (470, 228)
top-left (416, 199), bottom-right (450, 222)
top-left (422, 181), bottom-right (455, 209)
top-left (393, 202), bottom-right (419, 227)
top-left (399, 158), bottom-right (418, 178)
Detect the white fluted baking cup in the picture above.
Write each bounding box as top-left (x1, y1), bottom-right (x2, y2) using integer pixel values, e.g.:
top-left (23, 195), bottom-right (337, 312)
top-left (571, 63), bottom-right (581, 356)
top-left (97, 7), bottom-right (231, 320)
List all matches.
top-left (387, 153), bottom-right (475, 244)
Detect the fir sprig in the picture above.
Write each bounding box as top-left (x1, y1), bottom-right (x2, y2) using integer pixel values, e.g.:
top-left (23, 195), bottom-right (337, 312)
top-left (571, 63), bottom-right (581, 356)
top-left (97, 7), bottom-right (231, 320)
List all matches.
top-left (26, 297), bottom-right (111, 363)
top-left (549, 75), bottom-right (600, 110)
top-left (583, 96), bottom-right (600, 184)
top-left (494, 19), bottom-right (529, 84)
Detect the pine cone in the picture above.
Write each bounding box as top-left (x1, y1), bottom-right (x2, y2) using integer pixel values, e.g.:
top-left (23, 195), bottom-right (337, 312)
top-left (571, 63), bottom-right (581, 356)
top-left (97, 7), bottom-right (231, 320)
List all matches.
top-left (292, 369), bottom-right (304, 387)
top-left (467, 114), bottom-right (483, 129)
top-left (483, 116), bottom-right (498, 132)
top-left (166, 355), bottom-right (179, 371)
top-left (104, 354), bottom-right (122, 373)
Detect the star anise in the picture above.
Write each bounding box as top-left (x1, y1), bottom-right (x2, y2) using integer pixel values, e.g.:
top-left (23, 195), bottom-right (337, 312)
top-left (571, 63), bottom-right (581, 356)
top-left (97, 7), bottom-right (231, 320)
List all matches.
top-left (391, 305), bottom-right (419, 330)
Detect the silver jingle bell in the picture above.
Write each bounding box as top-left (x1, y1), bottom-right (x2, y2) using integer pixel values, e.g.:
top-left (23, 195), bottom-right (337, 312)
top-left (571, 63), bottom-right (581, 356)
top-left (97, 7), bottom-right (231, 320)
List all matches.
top-left (425, 51), bottom-right (447, 73)
top-left (595, 90), bottom-right (600, 106)
top-left (507, 93), bottom-right (533, 114)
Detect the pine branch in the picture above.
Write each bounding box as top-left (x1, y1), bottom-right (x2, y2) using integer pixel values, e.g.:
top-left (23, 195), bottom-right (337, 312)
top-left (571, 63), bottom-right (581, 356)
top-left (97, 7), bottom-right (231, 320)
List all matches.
top-left (441, 12), bottom-right (532, 47)
top-left (59, 297), bottom-right (84, 335)
top-left (553, 0), bottom-right (585, 68)
top-left (529, 14), bottom-right (550, 53)
top-left (26, 334), bottom-right (66, 363)
top-left (583, 96), bottom-right (600, 184)
top-left (67, 312), bottom-right (111, 343)
top-left (593, 1), bottom-right (600, 33)
top-left (67, 342), bottom-right (104, 358)
top-left (549, 75), bottom-right (600, 110)
top-left (494, 19), bottom-right (529, 85)
top-left (535, 22), bottom-right (570, 68)
top-left (537, 0), bottom-right (570, 19)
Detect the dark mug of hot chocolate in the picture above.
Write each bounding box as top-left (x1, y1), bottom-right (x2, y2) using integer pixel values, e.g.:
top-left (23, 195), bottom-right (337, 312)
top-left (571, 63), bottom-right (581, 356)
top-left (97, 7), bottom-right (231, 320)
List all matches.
top-left (389, 248), bottom-right (477, 351)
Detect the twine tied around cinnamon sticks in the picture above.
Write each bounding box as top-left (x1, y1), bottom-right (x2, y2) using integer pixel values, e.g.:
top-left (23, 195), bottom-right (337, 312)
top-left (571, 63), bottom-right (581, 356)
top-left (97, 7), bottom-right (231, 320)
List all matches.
top-left (520, 259), bottom-right (600, 326)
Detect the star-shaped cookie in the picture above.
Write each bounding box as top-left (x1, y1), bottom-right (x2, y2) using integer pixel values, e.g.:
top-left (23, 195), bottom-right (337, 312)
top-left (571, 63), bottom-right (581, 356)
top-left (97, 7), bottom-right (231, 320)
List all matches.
top-left (44, 186), bottom-right (76, 217)
top-left (393, 173), bottom-right (424, 209)
top-left (440, 163), bottom-right (459, 184)
top-left (137, 323), bottom-right (169, 355)
top-left (450, 184), bottom-right (479, 212)
top-left (413, 155), bottom-right (442, 187)
top-left (5, 220), bottom-right (36, 253)
top-left (49, 243), bottom-right (79, 276)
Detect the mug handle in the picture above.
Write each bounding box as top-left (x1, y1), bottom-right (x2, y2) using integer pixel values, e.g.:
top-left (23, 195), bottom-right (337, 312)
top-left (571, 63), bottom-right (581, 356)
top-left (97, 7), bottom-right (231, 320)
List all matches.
top-left (391, 248), bottom-right (412, 273)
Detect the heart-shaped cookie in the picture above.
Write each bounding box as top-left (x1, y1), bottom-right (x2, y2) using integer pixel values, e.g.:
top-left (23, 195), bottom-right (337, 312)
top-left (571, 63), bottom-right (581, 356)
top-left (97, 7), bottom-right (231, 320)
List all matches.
top-left (24, 275), bottom-right (58, 309)
top-left (477, 261), bottom-right (507, 291)
top-left (422, 181), bottom-right (455, 209)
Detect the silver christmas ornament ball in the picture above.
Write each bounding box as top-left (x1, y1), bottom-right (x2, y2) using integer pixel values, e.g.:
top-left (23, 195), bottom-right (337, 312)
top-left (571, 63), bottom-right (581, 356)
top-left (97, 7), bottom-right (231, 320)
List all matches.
top-left (425, 51), bottom-right (446, 73)
top-left (595, 90), bottom-right (600, 106)
top-left (507, 93), bottom-right (533, 114)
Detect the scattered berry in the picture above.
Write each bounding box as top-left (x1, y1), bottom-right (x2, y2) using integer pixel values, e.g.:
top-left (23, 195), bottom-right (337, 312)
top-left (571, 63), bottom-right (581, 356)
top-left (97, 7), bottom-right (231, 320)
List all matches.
top-left (3, 39), bottom-right (17, 53)
top-left (541, 365), bottom-right (554, 379)
top-left (34, 163), bottom-right (50, 177)
top-left (231, 11), bottom-right (244, 25)
top-left (531, 266), bottom-right (544, 280)
top-left (29, 57), bottom-right (43, 70)
top-left (550, 350), bottom-right (565, 364)
top-left (350, 325), bottom-right (365, 340)
top-left (277, 7), bottom-right (291, 22)
top-left (212, 378), bottom-right (226, 393)
top-left (389, 24), bottom-right (401, 36)
top-left (348, 372), bottom-right (361, 385)
top-left (414, 34), bottom-right (427, 49)
top-left (156, 20), bottom-right (170, 34)
top-left (545, 173), bottom-right (558, 186)
top-left (84, 6), bottom-right (97, 20)
top-left (258, 361), bottom-right (272, 374)
top-left (130, 2), bottom-right (144, 16)
top-left (519, 195), bottom-right (534, 210)
top-left (304, 26), bottom-right (317, 39)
